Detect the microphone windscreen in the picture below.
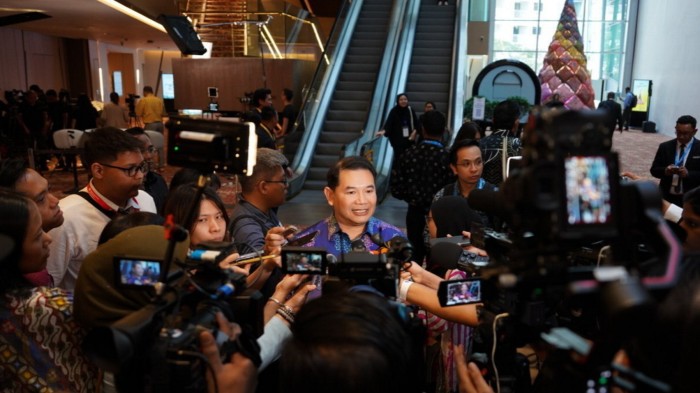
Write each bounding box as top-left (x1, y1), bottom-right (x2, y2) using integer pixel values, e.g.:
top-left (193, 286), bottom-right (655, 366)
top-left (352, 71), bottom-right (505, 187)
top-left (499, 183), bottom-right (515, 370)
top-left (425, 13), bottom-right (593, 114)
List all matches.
top-left (326, 254), bottom-right (338, 264)
top-left (430, 241), bottom-right (464, 270)
top-left (468, 189), bottom-right (507, 218)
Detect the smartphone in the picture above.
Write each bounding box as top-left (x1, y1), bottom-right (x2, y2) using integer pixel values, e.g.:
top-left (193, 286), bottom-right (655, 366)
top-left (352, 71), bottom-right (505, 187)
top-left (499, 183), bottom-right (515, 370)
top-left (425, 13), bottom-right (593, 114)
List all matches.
top-left (281, 247), bottom-right (327, 275)
top-left (114, 256), bottom-right (162, 288)
top-left (437, 278), bottom-right (482, 307)
top-left (430, 236), bottom-right (471, 248)
top-left (282, 225), bottom-right (299, 237)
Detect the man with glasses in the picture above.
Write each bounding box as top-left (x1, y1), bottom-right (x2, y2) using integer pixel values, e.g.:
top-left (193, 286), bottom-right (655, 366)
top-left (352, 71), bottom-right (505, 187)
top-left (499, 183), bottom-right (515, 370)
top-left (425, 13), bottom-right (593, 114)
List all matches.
top-left (47, 127), bottom-right (157, 290)
top-left (126, 127), bottom-right (168, 213)
top-left (650, 115), bottom-right (700, 207)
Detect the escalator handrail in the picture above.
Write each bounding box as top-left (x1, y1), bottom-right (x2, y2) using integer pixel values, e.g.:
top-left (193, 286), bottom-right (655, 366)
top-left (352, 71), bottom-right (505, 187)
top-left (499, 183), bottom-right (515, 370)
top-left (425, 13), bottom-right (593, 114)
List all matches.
top-left (287, 0), bottom-right (364, 198)
top-left (447, 0), bottom-right (470, 142)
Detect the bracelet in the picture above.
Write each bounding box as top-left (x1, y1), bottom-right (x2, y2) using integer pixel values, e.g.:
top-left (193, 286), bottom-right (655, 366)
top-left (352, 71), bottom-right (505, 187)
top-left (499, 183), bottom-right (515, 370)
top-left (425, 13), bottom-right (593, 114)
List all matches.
top-left (399, 280), bottom-right (413, 303)
top-left (275, 305), bottom-right (296, 324)
top-left (268, 297), bottom-right (284, 307)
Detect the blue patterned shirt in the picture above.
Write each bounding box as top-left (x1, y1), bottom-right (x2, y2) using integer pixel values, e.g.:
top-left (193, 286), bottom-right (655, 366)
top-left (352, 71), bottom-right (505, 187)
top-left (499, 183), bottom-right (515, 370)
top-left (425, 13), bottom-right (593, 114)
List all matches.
top-left (292, 215), bottom-right (406, 258)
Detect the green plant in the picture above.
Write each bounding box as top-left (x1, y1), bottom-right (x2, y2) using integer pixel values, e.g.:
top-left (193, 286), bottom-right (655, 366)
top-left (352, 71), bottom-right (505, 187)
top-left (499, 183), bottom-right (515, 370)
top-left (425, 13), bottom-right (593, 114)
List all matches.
top-left (463, 97), bottom-right (498, 121)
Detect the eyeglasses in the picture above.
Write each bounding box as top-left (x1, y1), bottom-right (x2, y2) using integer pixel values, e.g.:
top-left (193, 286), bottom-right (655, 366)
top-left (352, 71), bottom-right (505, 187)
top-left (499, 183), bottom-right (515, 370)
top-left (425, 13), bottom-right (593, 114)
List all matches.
top-left (455, 161), bottom-right (483, 168)
top-left (99, 161), bottom-right (148, 177)
top-left (142, 146), bottom-right (157, 154)
top-left (264, 178), bottom-right (288, 186)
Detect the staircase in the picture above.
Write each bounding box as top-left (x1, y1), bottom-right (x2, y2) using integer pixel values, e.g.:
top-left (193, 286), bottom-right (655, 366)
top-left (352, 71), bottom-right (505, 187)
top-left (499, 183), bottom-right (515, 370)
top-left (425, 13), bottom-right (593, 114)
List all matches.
top-left (403, 0), bottom-right (456, 117)
top-left (303, 0), bottom-right (394, 190)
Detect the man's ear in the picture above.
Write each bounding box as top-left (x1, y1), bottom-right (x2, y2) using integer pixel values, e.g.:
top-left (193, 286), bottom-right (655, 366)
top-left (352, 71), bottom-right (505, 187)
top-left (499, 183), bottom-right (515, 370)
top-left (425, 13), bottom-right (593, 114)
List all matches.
top-left (91, 162), bottom-right (104, 180)
top-left (450, 164), bottom-right (458, 176)
top-left (323, 186), bottom-right (334, 207)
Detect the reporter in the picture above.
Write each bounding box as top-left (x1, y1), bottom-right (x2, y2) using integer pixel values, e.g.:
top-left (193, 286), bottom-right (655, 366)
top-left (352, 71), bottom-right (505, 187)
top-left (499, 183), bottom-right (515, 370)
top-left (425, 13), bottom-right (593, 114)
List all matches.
top-left (0, 189), bottom-right (98, 392)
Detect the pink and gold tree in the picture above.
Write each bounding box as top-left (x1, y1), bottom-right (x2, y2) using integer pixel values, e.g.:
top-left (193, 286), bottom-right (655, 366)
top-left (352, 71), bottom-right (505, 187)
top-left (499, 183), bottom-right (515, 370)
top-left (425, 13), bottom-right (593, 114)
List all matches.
top-left (538, 0), bottom-right (595, 110)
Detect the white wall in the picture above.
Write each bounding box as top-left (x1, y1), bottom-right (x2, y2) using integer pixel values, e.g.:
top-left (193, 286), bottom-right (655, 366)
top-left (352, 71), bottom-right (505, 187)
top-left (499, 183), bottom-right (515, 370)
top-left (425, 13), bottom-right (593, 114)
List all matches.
top-left (634, 1), bottom-right (700, 136)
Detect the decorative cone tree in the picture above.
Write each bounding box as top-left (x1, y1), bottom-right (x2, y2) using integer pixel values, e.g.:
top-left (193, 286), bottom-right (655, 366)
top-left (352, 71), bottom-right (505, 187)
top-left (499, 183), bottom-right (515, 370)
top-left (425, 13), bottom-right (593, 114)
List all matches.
top-left (538, 0), bottom-right (595, 110)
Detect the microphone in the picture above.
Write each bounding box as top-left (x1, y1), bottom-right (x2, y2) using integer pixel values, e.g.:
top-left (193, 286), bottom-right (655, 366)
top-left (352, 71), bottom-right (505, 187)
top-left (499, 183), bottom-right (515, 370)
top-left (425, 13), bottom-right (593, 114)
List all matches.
top-left (430, 241), bottom-right (464, 270)
top-left (468, 189), bottom-right (508, 218)
top-left (230, 254), bottom-right (278, 267)
top-left (326, 254), bottom-right (338, 264)
top-left (351, 239), bottom-right (367, 252)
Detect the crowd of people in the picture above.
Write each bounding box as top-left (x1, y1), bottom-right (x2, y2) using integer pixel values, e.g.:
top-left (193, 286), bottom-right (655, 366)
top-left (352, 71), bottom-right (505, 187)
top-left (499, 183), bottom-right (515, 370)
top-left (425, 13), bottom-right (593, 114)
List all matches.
top-left (0, 79), bottom-right (698, 393)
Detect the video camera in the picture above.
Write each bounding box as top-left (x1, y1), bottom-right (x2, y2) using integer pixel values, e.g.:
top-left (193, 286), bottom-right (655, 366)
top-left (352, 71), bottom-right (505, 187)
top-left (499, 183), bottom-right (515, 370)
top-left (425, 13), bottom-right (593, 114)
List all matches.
top-left (84, 178), bottom-right (262, 392)
top-left (125, 94), bottom-right (140, 116)
top-left (432, 108), bottom-right (682, 392)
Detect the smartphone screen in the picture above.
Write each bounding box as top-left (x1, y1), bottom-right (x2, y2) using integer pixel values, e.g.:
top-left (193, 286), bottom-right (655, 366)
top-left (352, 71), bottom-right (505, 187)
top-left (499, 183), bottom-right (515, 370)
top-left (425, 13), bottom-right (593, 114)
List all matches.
top-left (438, 278), bottom-right (482, 307)
top-left (114, 256), bottom-right (162, 288)
top-left (281, 247), bottom-right (327, 275)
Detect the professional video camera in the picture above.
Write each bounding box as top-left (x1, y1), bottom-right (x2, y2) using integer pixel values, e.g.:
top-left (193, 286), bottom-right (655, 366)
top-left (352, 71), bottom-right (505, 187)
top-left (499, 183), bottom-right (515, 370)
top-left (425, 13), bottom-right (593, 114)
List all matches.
top-left (432, 108), bottom-right (682, 392)
top-left (279, 234), bottom-right (414, 298)
top-left (84, 132), bottom-right (261, 392)
top-left (125, 93), bottom-right (140, 117)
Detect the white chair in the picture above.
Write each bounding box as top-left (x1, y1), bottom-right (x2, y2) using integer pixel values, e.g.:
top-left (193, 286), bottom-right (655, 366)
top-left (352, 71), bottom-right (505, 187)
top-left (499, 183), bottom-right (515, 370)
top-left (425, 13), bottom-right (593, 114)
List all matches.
top-left (53, 129), bottom-right (86, 192)
top-left (144, 130), bottom-right (165, 169)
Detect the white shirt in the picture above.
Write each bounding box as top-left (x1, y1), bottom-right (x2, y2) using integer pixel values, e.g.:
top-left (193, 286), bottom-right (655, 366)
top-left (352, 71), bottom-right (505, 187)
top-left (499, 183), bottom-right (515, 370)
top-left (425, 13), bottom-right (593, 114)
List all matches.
top-left (46, 183), bottom-right (156, 290)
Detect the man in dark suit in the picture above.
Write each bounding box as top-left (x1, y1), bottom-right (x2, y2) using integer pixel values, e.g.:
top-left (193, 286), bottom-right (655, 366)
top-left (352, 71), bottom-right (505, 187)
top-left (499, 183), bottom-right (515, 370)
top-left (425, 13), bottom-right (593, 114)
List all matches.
top-left (597, 91), bottom-right (623, 137)
top-left (650, 115), bottom-right (700, 206)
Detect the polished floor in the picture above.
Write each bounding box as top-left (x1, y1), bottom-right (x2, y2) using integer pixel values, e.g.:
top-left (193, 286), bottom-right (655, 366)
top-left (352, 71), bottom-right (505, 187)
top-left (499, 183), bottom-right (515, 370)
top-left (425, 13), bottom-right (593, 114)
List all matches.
top-left (43, 126), bottom-right (668, 230)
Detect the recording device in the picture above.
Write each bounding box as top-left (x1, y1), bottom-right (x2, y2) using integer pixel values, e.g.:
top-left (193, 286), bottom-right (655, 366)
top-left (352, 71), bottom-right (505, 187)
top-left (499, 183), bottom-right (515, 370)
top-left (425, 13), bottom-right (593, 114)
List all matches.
top-left (167, 116), bottom-right (257, 175)
top-left (429, 236), bottom-right (470, 248)
top-left (281, 247), bottom-right (327, 274)
top-left (125, 94), bottom-right (140, 116)
top-left (437, 278), bottom-right (482, 307)
top-left (452, 108), bottom-right (683, 392)
top-left (114, 256), bottom-right (162, 288)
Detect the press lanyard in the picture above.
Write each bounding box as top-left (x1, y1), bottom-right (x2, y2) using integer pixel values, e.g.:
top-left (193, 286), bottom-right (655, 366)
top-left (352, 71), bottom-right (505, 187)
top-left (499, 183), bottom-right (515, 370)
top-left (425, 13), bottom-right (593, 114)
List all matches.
top-left (676, 139), bottom-right (693, 167)
top-left (422, 140), bottom-right (444, 148)
top-left (86, 182), bottom-right (137, 212)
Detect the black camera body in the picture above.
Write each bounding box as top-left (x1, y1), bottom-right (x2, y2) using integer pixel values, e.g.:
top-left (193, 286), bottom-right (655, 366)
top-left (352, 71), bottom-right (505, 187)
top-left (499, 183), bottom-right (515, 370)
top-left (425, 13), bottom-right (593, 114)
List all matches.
top-left (125, 94), bottom-right (140, 116)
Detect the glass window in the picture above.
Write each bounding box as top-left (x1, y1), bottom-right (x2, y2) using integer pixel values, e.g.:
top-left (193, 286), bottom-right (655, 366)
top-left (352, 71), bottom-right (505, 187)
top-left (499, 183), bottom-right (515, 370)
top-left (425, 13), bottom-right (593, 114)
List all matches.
top-left (492, 0), bottom-right (631, 91)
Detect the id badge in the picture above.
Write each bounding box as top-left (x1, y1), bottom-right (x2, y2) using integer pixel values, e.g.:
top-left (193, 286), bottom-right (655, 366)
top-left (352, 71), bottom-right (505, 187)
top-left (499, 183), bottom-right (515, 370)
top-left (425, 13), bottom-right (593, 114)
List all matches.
top-left (402, 126), bottom-right (410, 138)
top-left (672, 174), bottom-right (679, 187)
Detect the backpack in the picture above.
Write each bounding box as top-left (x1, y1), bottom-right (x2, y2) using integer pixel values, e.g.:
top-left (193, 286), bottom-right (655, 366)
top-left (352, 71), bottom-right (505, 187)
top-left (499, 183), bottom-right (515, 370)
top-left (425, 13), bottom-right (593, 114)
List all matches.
top-left (630, 94), bottom-right (638, 108)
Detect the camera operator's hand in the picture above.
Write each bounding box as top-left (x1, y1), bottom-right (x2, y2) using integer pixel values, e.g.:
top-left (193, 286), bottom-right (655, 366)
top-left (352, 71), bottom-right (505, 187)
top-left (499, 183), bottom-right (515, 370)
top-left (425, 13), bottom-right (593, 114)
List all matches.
top-left (200, 328), bottom-right (257, 393)
top-left (264, 227), bottom-right (287, 267)
top-left (264, 274), bottom-right (309, 323)
top-left (403, 262), bottom-right (443, 290)
top-left (455, 345), bottom-right (494, 393)
top-left (677, 166), bottom-right (688, 178)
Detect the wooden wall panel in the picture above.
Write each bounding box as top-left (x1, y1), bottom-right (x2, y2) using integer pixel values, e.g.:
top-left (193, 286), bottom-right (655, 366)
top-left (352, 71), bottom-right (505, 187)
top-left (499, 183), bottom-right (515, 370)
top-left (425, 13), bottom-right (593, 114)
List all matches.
top-left (172, 58), bottom-right (315, 112)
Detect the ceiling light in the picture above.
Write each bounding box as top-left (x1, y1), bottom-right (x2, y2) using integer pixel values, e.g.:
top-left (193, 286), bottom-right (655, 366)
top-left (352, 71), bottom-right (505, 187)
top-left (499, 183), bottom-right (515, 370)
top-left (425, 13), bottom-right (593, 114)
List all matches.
top-left (97, 0), bottom-right (166, 33)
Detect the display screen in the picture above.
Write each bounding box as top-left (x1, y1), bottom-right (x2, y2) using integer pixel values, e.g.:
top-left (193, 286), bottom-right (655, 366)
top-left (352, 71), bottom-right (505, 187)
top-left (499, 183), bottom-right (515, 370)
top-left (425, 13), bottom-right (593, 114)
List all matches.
top-left (114, 257), bottom-right (161, 287)
top-left (439, 278), bottom-right (482, 306)
top-left (564, 156), bottom-right (614, 226)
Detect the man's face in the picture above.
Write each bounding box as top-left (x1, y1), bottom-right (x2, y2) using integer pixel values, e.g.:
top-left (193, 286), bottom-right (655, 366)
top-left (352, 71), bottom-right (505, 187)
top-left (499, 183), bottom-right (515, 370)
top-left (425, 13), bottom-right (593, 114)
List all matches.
top-left (260, 94), bottom-right (273, 108)
top-left (261, 166), bottom-right (288, 208)
top-left (450, 146), bottom-right (483, 186)
top-left (675, 123), bottom-right (697, 146)
top-left (680, 202), bottom-right (700, 252)
top-left (324, 169), bottom-right (377, 230)
top-left (93, 150), bottom-right (145, 200)
top-left (14, 169), bottom-right (63, 231)
top-left (133, 134), bottom-right (154, 165)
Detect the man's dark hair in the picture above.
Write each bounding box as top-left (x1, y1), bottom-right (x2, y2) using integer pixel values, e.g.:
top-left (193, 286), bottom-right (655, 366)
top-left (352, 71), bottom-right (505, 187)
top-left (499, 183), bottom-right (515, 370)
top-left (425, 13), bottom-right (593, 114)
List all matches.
top-left (625, 87), bottom-right (631, 92)
top-left (282, 88), bottom-right (293, 101)
top-left (455, 122), bottom-right (482, 142)
top-left (252, 88), bottom-right (271, 108)
top-left (607, 92), bottom-right (615, 100)
top-left (82, 127), bottom-right (143, 168)
top-left (0, 158), bottom-right (28, 189)
top-left (143, 86), bottom-right (154, 94)
top-left (280, 292), bottom-right (415, 393)
top-left (124, 127), bottom-right (146, 136)
top-left (684, 186), bottom-right (700, 215)
top-left (169, 168), bottom-right (221, 191)
top-left (327, 156), bottom-right (376, 190)
top-left (260, 105), bottom-right (277, 122)
top-left (421, 110), bottom-right (446, 138)
top-left (109, 92), bottom-right (120, 105)
top-left (676, 115), bottom-right (697, 129)
top-left (449, 138), bottom-right (481, 165)
top-left (492, 99), bottom-right (521, 132)
top-left (98, 212), bottom-right (165, 245)
top-left (46, 89), bottom-right (57, 98)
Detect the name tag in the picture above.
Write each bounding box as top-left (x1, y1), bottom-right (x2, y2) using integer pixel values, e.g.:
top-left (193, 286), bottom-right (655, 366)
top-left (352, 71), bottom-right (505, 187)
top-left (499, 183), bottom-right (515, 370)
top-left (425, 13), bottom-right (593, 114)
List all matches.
top-left (402, 126), bottom-right (410, 138)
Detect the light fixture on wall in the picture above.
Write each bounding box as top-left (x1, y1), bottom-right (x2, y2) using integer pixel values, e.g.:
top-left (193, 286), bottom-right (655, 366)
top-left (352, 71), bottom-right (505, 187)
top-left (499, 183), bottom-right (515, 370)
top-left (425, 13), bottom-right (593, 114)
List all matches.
top-left (97, 0), bottom-right (166, 33)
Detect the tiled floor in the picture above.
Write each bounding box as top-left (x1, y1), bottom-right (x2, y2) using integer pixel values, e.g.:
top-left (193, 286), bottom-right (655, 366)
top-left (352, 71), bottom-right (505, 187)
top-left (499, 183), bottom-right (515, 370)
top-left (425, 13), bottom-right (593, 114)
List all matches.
top-left (42, 127), bottom-right (670, 229)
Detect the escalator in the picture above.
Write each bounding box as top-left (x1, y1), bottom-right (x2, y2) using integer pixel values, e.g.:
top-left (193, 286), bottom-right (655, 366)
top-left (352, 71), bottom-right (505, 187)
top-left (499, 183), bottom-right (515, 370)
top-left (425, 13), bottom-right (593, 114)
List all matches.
top-left (302, 0), bottom-right (395, 190)
top-left (403, 0), bottom-right (456, 118)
